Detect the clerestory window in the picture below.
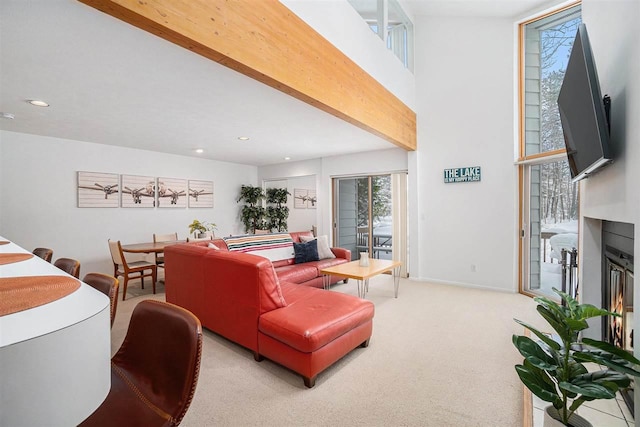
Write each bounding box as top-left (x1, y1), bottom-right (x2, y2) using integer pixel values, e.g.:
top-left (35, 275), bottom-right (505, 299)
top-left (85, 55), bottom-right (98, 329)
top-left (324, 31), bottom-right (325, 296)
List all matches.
top-left (348, 0), bottom-right (414, 72)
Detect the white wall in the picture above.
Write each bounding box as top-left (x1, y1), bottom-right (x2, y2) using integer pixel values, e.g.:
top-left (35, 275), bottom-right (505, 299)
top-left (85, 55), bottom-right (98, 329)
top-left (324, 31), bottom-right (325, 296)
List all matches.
top-left (575, 2), bottom-right (640, 416)
top-left (259, 158), bottom-right (322, 232)
top-left (259, 148), bottom-right (407, 240)
top-left (264, 175), bottom-right (317, 233)
top-left (579, 0), bottom-right (640, 224)
top-left (281, 0), bottom-right (416, 110)
top-left (412, 16), bottom-right (518, 292)
top-left (320, 148), bottom-right (409, 236)
top-left (0, 131), bottom-right (257, 274)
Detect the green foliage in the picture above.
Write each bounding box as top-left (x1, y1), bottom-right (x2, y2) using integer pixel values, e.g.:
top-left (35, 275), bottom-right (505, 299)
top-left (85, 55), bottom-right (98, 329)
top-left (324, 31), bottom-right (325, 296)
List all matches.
top-left (188, 219), bottom-right (216, 237)
top-left (237, 185), bottom-right (265, 206)
top-left (266, 187), bottom-right (290, 232)
top-left (237, 185), bottom-right (266, 233)
top-left (513, 288), bottom-right (640, 425)
top-left (357, 176), bottom-right (391, 227)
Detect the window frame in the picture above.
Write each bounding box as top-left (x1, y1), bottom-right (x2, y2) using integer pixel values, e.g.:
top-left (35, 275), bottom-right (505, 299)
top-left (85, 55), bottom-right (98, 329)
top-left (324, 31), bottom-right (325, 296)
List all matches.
top-left (517, 1), bottom-right (582, 297)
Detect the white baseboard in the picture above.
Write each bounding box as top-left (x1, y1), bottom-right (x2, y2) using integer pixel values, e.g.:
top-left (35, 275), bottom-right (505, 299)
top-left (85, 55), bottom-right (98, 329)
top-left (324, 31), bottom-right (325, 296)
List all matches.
top-left (408, 276), bottom-right (517, 294)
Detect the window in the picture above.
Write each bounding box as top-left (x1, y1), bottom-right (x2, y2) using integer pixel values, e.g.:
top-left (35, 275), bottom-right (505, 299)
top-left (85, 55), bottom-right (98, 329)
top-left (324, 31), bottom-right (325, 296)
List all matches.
top-left (518, 3), bottom-right (581, 298)
top-left (522, 4), bottom-right (582, 157)
top-left (333, 173), bottom-right (408, 277)
top-left (348, 0), bottom-right (414, 71)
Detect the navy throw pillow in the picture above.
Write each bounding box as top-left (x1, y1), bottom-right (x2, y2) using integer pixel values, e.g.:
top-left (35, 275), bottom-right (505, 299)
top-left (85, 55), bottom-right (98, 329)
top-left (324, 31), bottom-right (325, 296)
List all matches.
top-left (293, 240), bottom-right (319, 264)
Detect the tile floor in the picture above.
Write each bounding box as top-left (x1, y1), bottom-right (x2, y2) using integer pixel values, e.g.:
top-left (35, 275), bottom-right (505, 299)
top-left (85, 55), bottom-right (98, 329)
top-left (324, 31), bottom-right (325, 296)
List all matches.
top-left (532, 393), bottom-right (634, 426)
top-left (527, 340), bottom-right (635, 426)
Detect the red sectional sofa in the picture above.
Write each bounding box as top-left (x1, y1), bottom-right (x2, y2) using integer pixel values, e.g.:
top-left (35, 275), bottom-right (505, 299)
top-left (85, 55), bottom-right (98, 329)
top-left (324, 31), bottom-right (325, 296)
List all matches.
top-left (164, 232), bottom-right (374, 387)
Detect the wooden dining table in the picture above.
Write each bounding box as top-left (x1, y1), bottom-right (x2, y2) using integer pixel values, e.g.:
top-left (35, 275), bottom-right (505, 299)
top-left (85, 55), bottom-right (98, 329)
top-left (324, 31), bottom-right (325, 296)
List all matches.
top-left (121, 240), bottom-right (186, 254)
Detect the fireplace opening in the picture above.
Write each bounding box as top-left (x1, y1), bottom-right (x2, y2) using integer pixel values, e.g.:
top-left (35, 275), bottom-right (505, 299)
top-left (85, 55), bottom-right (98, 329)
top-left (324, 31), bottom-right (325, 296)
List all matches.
top-left (602, 221), bottom-right (635, 416)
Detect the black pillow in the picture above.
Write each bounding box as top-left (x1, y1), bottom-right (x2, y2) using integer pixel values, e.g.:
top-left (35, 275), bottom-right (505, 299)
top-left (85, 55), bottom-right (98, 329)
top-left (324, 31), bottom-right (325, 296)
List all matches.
top-left (293, 240), bottom-right (319, 264)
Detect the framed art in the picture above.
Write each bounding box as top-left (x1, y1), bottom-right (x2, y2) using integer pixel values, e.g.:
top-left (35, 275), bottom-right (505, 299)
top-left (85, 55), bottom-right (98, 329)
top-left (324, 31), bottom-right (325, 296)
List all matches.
top-left (121, 174), bottom-right (156, 208)
top-left (306, 189), bottom-right (317, 209)
top-left (157, 177), bottom-right (187, 208)
top-left (188, 180), bottom-right (214, 208)
top-left (294, 188), bottom-right (316, 209)
top-left (77, 171), bottom-right (119, 208)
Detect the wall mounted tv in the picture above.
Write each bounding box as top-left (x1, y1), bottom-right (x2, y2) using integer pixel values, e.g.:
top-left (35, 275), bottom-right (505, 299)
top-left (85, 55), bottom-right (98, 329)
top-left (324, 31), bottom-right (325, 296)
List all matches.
top-left (557, 23), bottom-right (612, 183)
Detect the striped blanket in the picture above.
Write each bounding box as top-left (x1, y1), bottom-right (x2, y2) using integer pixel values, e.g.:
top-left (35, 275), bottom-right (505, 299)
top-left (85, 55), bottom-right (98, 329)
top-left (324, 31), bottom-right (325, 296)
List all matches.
top-left (223, 233), bottom-right (294, 262)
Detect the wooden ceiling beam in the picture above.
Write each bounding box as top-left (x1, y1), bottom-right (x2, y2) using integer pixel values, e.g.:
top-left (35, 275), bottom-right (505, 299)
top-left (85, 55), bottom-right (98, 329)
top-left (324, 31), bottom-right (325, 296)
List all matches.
top-left (78, 0), bottom-right (416, 151)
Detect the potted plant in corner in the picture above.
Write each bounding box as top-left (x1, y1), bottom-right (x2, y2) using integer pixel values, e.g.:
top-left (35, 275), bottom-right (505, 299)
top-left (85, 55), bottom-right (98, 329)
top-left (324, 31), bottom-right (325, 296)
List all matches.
top-left (513, 288), bottom-right (640, 426)
top-left (188, 219), bottom-right (217, 239)
top-left (266, 187), bottom-right (290, 232)
top-left (237, 185), bottom-right (266, 234)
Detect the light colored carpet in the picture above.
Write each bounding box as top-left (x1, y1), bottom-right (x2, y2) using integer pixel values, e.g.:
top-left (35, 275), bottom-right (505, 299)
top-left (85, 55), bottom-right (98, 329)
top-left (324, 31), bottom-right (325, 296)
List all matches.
top-left (112, 275), bottom-right (542, 426)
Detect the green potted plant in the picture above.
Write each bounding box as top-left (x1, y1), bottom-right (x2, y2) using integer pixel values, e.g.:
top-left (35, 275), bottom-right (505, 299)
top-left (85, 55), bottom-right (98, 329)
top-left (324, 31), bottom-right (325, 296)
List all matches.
top-left (188, 219), bottom-right (217, 239)
top-left (266, 187), bottom-right (290, 232)
top-left (237, 185), bottom-right (266, 234)
top-left (513, 288), bottom-right (640, 426)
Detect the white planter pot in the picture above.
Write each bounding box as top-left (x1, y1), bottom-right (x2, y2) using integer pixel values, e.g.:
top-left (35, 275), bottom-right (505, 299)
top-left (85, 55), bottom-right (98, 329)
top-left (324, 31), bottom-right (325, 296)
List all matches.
top-left (543, 406), bottom-right (592, 427)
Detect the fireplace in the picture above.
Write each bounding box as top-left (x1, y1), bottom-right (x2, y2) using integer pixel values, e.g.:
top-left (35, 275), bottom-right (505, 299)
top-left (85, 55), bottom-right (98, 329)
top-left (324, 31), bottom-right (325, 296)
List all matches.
top-left (602, 221), bottom-right (635, 414)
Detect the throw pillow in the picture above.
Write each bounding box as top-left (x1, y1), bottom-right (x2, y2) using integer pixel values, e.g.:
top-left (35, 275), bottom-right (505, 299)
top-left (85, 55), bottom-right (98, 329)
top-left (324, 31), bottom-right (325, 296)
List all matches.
top-left (293, 240), bottom-right (319, 264)
top-left (208, 242), bottom-right (219, 250)
top-left (299, 235), bottom-right (336, 260)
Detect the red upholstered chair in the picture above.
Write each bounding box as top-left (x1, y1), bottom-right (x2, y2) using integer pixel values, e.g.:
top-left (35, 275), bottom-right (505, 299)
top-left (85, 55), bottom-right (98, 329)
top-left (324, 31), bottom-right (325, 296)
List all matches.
top-left (83, 273), bottom-right (119, 328)
top-left (80, 300), bottom-right (203, 427)
top-left (32, 247), bottom-right (53, 263)
top-left (54, 257), bottom-right (81, 278)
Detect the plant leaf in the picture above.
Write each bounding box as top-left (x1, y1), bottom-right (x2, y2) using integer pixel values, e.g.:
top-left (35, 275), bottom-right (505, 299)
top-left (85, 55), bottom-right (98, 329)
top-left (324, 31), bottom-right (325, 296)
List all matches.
top-left (575, 351), bottom-right (640, 377)
top-left (564, 318), bottom-right (589, 331)
top-left (576, 370), bottom-right (630, 387)
top-left (536, 306), bottom-right (570, 343)
top-left (582, 338), bottom-right (640, 365)
top-left (515, 364), bottom-right (558, 403)
top-left (579, 304), bottom-right (619, 319)
top-left (535, 295), bottom-right (569, 321)
top-left (559, 381), bottom-right (616, 399)
top-left (553, 287), bottom-right (579, 315)
top-left (514, 319), bottom-right (561, 350)
top-left (513, 335), bottom-right (558, 371)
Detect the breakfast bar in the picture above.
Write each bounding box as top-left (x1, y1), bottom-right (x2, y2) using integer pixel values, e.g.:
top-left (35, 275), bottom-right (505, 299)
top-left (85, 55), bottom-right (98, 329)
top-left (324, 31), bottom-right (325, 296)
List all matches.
top-left (0, 237), bottom-right (111, 426)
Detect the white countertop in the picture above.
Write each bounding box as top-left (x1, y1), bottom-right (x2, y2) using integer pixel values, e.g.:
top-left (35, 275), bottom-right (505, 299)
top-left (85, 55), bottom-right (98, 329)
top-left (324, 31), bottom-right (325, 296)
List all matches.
top-left (0, 236), bottom-right (110, 347)
top-left (0, 236), bottom-right (112, 426)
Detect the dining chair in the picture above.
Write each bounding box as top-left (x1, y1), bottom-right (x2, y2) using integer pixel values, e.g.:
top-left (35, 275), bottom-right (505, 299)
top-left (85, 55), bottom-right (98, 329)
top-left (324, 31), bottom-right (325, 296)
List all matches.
top-left (32, 247), bottom-right (53, 263)
top-left (83, 273), bottom-right (119, 328)
top-left (79, 300), bottom-right (202, 427)
top-left (152, 232), bottom-right (178, 268)
top-left (53, 257), bottom-right (81, 278)
top-left (108, 239), bottom-right (157, 301)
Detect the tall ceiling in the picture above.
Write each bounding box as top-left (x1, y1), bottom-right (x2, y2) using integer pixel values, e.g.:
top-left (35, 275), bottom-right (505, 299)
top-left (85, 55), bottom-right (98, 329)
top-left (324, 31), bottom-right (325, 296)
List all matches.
top-left (0, 0), bottom-right (552, 166)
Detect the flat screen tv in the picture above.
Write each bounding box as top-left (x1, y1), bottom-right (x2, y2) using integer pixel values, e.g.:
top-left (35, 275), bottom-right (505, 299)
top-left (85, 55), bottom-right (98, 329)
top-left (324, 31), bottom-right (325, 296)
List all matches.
top-left (557, 23), bottom-right (612, 182)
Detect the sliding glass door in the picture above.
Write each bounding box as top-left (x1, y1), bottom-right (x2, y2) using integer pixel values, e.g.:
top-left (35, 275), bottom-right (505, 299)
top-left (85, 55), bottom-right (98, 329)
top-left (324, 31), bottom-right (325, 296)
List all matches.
top-left (333, 173), bottom-right (408, 276)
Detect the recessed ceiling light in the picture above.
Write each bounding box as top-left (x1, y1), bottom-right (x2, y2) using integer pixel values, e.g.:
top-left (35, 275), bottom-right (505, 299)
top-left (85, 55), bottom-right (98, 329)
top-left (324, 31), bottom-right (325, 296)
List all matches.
top-left (1, 112), bottom-right (15, 120)
top-left (237, 136), bottom-right (250, 141)
top-left (195, 148), bottom-right (204, 154)
top-left (28, 100), bottom-right (49, 107)
top-left (284, 157), bottom-right (291, 160)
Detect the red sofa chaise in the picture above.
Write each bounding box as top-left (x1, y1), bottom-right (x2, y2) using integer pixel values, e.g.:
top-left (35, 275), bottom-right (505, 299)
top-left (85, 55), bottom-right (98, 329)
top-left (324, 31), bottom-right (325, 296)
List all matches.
top-left (164, 234), bottom-right (374, 387)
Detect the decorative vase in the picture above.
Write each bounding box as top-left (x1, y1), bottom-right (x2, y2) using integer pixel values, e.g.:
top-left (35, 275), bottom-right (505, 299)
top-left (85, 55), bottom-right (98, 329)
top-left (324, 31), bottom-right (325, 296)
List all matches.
top-left (543, 406), bottom-right (592, 427)
top-left (359, 252), bottom-right (369, 267)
